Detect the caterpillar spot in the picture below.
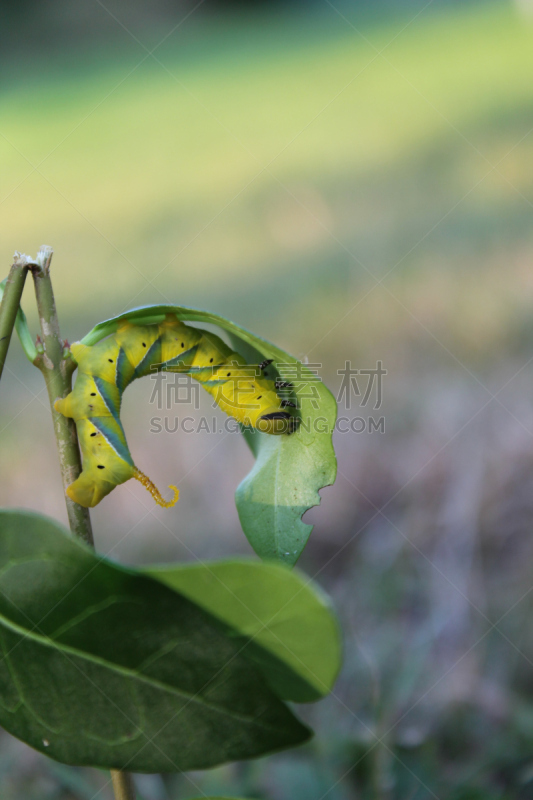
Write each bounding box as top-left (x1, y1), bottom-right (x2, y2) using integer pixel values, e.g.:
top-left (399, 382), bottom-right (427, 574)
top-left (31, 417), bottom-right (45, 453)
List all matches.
top-left (142, 342), bottom-right (146, 347)
top-left (90, 433), bottom-right (97, 437)
top-left (259, 359), bottom-right (274, 370)
top-left (227, 372), bottom-right (231, 377)
top-left (181, 342), bottom-right (184, 347)
top-left (210, 358), bottom-right (213, 363)
top-left (97, 465), bottom-right (105, 469)
top-left (90, 393), bottom-right (96, 396)
top-left (257, 395), bottom-right (262, 400)
top-left (108, 359), bottom-right (113, 363)
top-left (281, 400), bottom-right (297, 408)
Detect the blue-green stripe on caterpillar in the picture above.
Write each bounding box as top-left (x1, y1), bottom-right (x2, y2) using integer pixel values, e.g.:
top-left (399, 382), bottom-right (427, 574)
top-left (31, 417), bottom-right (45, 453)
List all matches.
top-left (54, 314), bottom-right (299, 508)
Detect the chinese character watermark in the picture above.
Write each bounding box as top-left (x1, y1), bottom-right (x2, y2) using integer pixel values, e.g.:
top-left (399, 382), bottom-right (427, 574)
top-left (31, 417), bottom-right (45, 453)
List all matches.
top-left (147, 358), bottom-right (387, 435)
top-left (149, 372), bottom-right (201, 411)
top-left (337, 360), bottom-right (386, 410)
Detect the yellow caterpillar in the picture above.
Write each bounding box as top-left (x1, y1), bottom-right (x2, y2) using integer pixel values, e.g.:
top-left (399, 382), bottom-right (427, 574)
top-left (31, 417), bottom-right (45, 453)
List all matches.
top-left (55, 315), bottom-right (298, 508)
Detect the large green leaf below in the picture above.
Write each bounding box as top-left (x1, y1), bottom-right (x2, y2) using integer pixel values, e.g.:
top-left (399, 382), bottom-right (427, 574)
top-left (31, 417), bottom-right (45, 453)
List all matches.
top-left (147, 559), bottom-right (341, 703)
top-left (0, 510), bottom-right (310, 772)
top-left (81, 305), bottom-right (338, 565)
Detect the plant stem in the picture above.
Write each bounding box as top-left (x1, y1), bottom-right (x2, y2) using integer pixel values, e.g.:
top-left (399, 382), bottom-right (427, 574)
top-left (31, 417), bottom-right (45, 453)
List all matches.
top-left (30, 246), bottom-right (137, 800)
top-left (0, 254), bottom-right (30, 381)
top-left (111, 771), bottom-right (137, 800)
top-left (31, 246), bottom-right (94, 546)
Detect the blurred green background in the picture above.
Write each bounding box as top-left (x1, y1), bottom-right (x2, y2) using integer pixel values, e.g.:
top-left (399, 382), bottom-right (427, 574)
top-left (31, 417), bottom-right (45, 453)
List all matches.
top-left (3, 0), bottom-right (533, 797)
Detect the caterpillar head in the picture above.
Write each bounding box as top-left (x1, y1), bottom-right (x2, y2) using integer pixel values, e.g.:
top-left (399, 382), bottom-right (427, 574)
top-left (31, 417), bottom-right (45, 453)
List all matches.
top-left (256, 410), bottom-right (299, 435)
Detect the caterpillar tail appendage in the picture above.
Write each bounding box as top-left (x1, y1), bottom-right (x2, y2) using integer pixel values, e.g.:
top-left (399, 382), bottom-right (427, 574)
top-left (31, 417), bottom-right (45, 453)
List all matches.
top-left (133, 468), bottom-right (179, 509)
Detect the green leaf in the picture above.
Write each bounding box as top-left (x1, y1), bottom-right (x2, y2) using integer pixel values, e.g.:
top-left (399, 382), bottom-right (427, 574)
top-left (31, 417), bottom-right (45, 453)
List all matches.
top-left (80, 305), bottom-right (338, 565)
top-left (0, 510), bottom-right (310, 772)
top-left (147, 559), bottom-right (341, 703)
